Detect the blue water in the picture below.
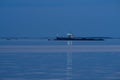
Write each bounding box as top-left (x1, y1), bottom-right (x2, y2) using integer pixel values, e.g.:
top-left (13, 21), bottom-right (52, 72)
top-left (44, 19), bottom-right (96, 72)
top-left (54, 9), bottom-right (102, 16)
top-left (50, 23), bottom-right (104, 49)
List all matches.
top-left (0, 40), bottom-right (120, 80)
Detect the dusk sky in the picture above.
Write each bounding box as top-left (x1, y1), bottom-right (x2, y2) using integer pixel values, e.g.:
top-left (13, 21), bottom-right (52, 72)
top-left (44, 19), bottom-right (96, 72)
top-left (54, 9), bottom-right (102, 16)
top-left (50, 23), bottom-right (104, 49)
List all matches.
top-left (0, 0), bottom-right (120, 37)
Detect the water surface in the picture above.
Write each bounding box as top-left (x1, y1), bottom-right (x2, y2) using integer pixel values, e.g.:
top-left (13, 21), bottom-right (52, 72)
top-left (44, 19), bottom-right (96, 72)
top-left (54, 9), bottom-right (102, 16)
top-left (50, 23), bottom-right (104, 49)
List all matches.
top-left (0, 40), bottom-right (120, 80)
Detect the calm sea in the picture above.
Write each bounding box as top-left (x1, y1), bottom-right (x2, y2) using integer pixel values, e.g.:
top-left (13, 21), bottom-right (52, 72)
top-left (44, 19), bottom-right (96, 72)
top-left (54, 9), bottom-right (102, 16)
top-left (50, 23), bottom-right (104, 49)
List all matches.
top-left (0, 39), bottom-right (120, 80)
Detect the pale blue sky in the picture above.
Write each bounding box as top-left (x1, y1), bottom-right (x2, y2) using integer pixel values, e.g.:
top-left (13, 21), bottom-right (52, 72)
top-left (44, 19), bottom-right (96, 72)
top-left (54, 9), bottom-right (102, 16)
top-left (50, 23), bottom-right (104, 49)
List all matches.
top-left (0, 0), bottom-right (120, 37)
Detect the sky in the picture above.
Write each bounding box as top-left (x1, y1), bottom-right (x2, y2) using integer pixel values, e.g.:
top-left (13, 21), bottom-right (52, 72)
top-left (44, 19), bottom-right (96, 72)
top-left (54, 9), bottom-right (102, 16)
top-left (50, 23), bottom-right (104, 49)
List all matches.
top-left (0, 0), bottom-right (120, 37)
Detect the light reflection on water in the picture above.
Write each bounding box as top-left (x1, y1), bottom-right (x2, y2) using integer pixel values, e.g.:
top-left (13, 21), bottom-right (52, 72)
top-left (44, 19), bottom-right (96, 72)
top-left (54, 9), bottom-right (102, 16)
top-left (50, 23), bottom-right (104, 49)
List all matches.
top-left (0, 40), bottom-right (120, 80)
top-left (0, 52), bottom-right (120, 80)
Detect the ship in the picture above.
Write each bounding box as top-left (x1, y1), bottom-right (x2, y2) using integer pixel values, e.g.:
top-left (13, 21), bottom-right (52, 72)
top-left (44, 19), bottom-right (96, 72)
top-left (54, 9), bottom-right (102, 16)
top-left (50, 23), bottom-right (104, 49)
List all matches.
top-left (53, 33), bottom-right (104, 41)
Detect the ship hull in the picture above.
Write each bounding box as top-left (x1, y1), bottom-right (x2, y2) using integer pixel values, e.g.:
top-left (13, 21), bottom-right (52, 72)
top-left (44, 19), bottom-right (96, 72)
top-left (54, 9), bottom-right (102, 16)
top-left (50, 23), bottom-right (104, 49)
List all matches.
top-left (54, 37), bottom-right (104, 41)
